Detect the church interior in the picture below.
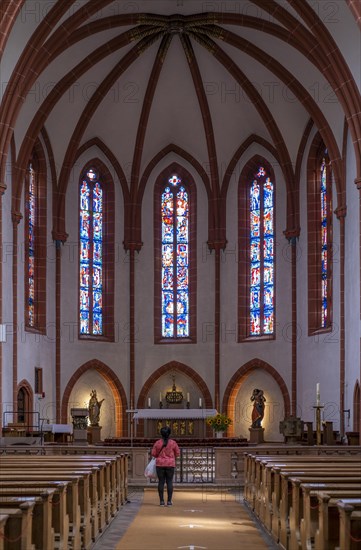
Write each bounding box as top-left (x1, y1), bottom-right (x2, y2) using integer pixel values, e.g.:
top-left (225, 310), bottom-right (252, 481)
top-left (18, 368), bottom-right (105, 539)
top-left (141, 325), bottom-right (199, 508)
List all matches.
top-left (0, 1), bottom-right (360, 548)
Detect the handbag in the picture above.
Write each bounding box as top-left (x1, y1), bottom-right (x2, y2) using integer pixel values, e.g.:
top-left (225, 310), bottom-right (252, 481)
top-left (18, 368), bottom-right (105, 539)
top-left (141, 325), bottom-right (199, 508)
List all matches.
top-left (144, 456), bottom-right (157, 478)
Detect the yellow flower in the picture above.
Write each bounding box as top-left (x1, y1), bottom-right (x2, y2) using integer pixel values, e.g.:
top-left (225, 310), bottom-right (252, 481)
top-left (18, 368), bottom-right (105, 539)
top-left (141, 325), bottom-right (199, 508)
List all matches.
top-left (206, 413), bottom-right (232, 432)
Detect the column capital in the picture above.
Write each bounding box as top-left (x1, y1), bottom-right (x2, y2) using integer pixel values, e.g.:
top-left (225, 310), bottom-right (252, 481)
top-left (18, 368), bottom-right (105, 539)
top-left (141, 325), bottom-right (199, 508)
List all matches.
top-left (0, 182), bottom-right (7, 195)
top-left (124, 240), bottom-right (143, 252)
top-left (11, 210), bottom-right (22, 224)
top-left (283, 228), bottom-right (300, 242)
top-left (52, 230), bottom-right (68, 244)
top-left (207, 239), bottom-right (227, 252)
top-left (334, 205), bottom-right (347, 219)
top-left (355, 176), bottom-right (361, 190)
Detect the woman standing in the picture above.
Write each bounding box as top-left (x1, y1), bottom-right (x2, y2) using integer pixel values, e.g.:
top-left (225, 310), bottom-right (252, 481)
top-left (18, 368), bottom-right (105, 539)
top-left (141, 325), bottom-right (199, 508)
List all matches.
top-left (151, 426), bottom-right (180, 506)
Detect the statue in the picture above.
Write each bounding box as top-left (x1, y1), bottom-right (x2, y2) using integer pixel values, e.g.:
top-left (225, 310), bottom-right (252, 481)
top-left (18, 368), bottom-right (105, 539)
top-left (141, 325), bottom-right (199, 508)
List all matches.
top-left (250, 388), bottom-right (266, 428)
top-left (88, 389), bottom-right (105, 427)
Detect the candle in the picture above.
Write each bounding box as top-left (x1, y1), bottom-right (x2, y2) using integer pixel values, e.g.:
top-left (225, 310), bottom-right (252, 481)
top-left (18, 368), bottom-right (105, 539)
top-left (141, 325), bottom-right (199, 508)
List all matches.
top-left (187, 393), bottom-right (190, 402)
top-left (316, 383), bottom-right (320, 406)
top-left (199, 397), bottom-right (202, 408)
top-left (159, 392), bottom-right (162, 402)
top-left (148, 397), bottom-right (151, 408)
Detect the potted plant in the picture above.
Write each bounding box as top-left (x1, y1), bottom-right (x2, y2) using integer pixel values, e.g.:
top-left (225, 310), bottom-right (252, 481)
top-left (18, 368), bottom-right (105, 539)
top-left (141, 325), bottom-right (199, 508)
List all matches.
top-left (206, 413), bottom-right (232, 437)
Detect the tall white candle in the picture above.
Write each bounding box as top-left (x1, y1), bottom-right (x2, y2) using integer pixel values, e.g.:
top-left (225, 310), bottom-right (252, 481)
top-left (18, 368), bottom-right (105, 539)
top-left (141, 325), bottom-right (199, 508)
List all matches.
top-left (199, 397), bottom-right (202, 407)
top-left (159, 392), bottom-right (162, 402)
top-left (148, 397), bottom-right (151, 408)
top-left (187, 393), bottom-right (190, 402)
top-left (316, 383), bottom-right (320, 405)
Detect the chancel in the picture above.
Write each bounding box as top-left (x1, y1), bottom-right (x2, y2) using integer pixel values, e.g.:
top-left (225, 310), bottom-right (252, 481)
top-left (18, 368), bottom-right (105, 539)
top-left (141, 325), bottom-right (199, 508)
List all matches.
top-left (0, 1), bottom-right (360, 549)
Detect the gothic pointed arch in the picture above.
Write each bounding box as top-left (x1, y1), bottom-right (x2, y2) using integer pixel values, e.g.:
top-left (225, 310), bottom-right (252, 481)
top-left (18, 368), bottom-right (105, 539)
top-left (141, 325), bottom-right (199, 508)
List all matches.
top-left (154, 164), bottom-right (197, 343)
top-left (307, 133), bottom-right (333, 334)
top-left (61, 359), bottom-right (127, 437)
top-left (78, 159), bottom-right (115, 340)
top-left (223, 358), bottom-right (290, 437)
top-left (138, 361), bottom-right (213, 409)
top-left (16, 379), bottom-right (34, 430)
top-left (24, 138), bottom-right (47, 333)
top-left (238, 156), bottom-right (276, 341)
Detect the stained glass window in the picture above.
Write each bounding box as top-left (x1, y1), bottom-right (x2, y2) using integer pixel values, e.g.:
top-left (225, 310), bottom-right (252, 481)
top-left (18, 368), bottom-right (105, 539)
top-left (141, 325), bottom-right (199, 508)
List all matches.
top-left (79, 168), bottom-right (103, 335)
top-left (249, 166), bottom-right (274, 336)
top-left (27, 163), bottom-right (36, 327)
top-left (161, 174), bottom-right (189, 338)
top-left (320, 157), bottom-right (328, 327)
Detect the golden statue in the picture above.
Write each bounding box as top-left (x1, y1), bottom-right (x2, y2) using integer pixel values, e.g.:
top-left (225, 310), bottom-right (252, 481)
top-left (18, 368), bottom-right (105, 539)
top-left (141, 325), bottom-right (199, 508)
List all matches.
top-left (88, 389), bottom-right (104, 427)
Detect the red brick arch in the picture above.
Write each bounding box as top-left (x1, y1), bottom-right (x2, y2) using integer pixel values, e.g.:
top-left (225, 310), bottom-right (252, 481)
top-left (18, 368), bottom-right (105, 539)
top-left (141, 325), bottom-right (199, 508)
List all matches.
top-left (222, 358), bottom-right (290, 437)
top-left (137, 361), bottom-right (214, 438)
top-left (61, 359), bottom-right (127, 437)
top-left (138, 361), bottom-right (212, 408)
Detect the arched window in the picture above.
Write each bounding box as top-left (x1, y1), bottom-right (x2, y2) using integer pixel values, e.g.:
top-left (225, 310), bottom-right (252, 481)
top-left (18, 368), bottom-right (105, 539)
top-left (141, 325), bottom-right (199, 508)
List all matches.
top-left (79, 163), bottom-right (115, 339)
top-left (24, 144), bottom-right (46, 332)
top-left (239, 159), bottom-right (275, 340)
top-left (307, 139), bottom-right (333, 333)
top-left (154, 165), bottom-right (196, 342)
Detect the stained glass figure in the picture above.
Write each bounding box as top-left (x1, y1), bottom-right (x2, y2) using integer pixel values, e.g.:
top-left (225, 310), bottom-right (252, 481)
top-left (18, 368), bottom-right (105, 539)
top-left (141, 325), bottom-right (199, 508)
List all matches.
top-left (320, 158), bottom-right (328, 327)
top-left (79, 169), bottom-right (103, 335)
top-left (249, 167), bottom-right (274, 336)
top-left (161, 176), bottom-right (189, 338)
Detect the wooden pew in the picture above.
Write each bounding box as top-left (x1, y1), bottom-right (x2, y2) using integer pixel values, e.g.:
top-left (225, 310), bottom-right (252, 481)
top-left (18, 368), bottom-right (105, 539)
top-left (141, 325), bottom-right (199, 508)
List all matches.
top-left (290, 482), bottom-right (361, 550)
top-left (0, 453), bottom-right (127, 547)
top-left (0, 473), bottom-right (83, 550)
top-left (0, 481), bottom-right (69, 550)
top-left (245, 453), bottom-right (361, 514)
top-left (258, 460), bottom-right (360, 530)
top-left (0, 501), bottom-right (35, 550)
top-left (0, 454), bottom-right (123, 523)
top-left (337, 499), bottom-right (361, 550)
top-left (311, 493), bottom-right (361, 550)
top-left (0, 489), bottom-right (56, 550)
top-left (0, 514), bottom-right (9, 550)
top-left (0, 456), bottom-right (112, 539)
top-left (278, 470), bottom-right (360, 547)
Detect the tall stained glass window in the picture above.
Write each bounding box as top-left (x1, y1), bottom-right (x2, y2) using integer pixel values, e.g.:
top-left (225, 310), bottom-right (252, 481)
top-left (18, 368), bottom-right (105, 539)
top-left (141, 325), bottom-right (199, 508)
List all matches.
top-left (79, 168), bottom-right (103, 335)
top-left (161, 174), bottom-right (189, 338)
top-left (320, 156), bottom-right (329, 328)
top-left (307, 138), bottom-right (332, 334)
top-left (27, 163), bottom-right (36, 327)
top-left (249, 166), bottom-right (274, 336)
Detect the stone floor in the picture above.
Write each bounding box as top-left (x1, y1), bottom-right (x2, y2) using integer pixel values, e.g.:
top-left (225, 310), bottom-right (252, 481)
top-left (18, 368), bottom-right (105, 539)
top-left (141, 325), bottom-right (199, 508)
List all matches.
top-left (91, 487), bottom-right (280, 550)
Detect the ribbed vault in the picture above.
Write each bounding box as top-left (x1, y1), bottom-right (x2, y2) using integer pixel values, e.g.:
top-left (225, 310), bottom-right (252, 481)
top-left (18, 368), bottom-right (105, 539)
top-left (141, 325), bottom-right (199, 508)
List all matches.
top-left (0, 1), bottom-right (360, 247)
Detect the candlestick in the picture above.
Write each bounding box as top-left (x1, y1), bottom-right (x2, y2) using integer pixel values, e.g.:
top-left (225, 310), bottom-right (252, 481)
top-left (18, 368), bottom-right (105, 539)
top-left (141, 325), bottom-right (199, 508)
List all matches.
top-left (316, 382), bottom-right (320, 406)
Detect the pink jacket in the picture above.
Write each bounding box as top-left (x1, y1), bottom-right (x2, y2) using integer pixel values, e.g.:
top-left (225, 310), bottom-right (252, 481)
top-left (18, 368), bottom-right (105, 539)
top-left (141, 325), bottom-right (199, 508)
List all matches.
top-left (152, 438), bottom-right (180, 467)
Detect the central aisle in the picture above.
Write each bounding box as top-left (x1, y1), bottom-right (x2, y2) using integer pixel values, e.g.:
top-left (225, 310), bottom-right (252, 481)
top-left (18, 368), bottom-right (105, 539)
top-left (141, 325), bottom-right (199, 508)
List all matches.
top-left (115, 488), bottom-right (276, 550)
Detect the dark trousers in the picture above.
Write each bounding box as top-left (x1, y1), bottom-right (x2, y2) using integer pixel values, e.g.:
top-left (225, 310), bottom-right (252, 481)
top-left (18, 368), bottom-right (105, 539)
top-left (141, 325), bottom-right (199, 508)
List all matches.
top-left (156, 466), bottom-right (175, 502)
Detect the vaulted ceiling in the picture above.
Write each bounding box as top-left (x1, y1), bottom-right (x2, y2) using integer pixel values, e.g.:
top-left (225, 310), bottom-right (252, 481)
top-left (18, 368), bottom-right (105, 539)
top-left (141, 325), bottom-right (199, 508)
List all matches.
top-left (1, 0), bottom-right (360, 240)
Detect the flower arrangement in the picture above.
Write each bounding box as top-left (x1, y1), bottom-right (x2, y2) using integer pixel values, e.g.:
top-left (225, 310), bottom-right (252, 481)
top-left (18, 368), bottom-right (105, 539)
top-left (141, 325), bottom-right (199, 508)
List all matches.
top-left (206, 413), bottom-right (232, 432)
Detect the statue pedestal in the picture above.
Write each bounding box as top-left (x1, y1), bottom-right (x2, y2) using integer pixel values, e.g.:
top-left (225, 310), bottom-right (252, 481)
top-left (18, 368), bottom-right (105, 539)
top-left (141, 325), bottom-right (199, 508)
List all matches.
top-left (249, 427), bottom-right (265, 444)
top-left (87, 425), bottom-right (102, 445)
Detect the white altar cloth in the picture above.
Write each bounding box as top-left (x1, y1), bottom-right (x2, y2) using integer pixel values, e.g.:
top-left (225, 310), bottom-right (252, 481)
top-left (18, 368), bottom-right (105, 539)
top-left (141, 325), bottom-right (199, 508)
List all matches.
top-left (131, 409), bottom-right (217, 420)
top-left (42, 423), bottom-right (73, 434)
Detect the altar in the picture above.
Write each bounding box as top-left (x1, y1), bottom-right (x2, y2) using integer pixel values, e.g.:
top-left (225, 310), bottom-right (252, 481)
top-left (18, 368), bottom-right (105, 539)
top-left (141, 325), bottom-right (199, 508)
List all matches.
top-left (131, 409), bottom-right (218, 438)
top-left (42, 423), bottom-right (73, 443)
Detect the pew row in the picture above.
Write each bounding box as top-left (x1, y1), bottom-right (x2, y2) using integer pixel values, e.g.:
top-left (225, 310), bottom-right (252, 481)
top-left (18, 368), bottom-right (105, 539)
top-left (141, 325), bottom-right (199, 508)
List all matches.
top-left (243, 451), bottom-right (361, 550)
top-left (0, 453), bottom-right (128, 550)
